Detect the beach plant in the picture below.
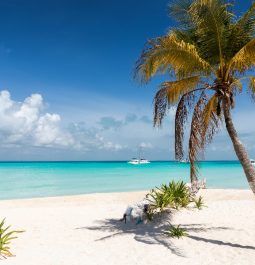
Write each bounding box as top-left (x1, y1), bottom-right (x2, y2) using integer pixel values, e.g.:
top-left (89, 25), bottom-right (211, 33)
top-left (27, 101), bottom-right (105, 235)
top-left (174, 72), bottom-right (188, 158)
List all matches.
top-left (0, 218), bottom-right (23, 258)
top-left (164, 181), bottom-right (191, 209)
top-left (146, 187), bottom-right (171, 213)
top-left (146, 181), bottom-right (192, 218)
top-left (165, 224), bottom-right (188, 239)
top-left (135, 0), bottom-right (255, 195)
top-left (193, 196), bottom-right (206, 210)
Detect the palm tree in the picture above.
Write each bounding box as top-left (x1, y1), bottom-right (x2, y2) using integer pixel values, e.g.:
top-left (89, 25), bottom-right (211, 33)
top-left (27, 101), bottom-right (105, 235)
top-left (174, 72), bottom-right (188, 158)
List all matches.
top-left (135, 0), bottom-right (255, 194)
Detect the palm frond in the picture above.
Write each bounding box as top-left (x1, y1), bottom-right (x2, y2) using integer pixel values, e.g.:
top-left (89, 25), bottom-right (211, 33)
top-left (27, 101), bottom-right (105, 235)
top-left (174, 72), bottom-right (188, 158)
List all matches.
top-left (175, 92), bottom-right (197, 161)
top-left (135, 33), bottom-right (211, 82)
top-left (189, 0), bottom-right (234, 66)
top-left (249, 77), bottom-right (255, 100)
top-left (228, 39), bottom-right (255, 73)
top-left (201, 94), bottom-right (222, 147)
top-left (175, 97), bottom-right (188, 161)
top-left (168, 0), bottom-right (193, 28)
top-left (188, 91), bottom-right (207, 180)
top-left (154, 76), bottom-right (200, 126)
top-left (235, 2), bottom-right (255, 37)
top-left (225, 2), bottom-right (255, 60)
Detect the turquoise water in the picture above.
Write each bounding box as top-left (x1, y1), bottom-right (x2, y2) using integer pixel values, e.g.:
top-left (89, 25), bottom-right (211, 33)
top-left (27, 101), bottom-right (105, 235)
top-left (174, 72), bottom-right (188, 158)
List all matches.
top-left (0, 161), bottom-right (249, 200)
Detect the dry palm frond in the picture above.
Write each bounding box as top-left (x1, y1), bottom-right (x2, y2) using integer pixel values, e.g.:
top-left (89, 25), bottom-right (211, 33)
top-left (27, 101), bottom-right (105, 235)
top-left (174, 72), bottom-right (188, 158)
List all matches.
top-left (175, 96), bottom-right (188, 161)
top-left (189, 91), bottom-right (207, 180)
top-left (201, 94), bottom-right (222, 146)
top-left (228, 39), bottom-right (255, 73)
top-left (230, 78), bottom-right (243, 93)
top-left (249, 77), bottom-right (255, 100)
top-left (163, 76), bottom-right (200, 104)
top-left (135, 33), bottom-right (211, 82)
top-left (189, 93), bottom-right (222, 180)
top-left (175, 91), bottom-right (197, 161)
top-left (153, 76), bottom-right (200, 126)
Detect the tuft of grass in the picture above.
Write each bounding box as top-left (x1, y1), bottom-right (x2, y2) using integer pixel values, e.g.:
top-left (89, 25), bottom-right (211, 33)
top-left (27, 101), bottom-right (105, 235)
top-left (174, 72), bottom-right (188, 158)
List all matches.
top-left (193, 196), bottom-right (206, 210)
top-left (165, 224), bottom-right (188, 239)
top-left (0, 218), bottom-right (23, 258)
top-left (146, 181), bottom-right (191, 218)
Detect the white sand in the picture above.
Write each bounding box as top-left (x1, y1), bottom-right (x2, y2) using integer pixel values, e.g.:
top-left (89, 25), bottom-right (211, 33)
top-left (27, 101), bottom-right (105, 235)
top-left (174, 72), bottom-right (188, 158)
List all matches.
top-left (0, 189), bottom-right (255, 265)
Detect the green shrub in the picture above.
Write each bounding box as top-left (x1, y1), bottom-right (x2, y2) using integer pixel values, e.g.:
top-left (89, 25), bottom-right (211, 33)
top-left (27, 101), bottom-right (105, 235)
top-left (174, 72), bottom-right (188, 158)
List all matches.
top-left (193, 196), bottom-right (206, 210)
top-left (0, 218), bottom-right (23, 258)
top-left (146, 187), bottom-right (171, 213)
top-left (165, 224), bottom-right (188, 239)
top-left (145, 181), bottom-right (192, 221)
top-left (164, 181), bottom-right (191, 209)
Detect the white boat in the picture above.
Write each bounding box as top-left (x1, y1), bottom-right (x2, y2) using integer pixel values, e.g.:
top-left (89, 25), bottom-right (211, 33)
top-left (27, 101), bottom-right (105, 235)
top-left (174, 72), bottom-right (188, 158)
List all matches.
top-left (128, 147), bottom-right (150, 165)
top-left (179, 159), bottom-right (189, 164)
top-left (128, 158), bottom-right (150, 164)
top-left (251, 159), bottom-right (255, 166)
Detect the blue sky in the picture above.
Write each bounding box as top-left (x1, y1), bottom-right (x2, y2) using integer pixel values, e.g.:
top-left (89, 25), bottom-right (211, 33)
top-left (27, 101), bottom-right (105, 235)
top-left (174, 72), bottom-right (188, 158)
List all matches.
top-left (0, 0), bottom-right (254, 161)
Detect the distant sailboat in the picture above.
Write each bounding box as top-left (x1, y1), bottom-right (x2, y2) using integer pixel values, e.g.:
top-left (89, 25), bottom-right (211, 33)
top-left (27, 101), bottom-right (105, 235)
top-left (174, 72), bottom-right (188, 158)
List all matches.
top-left (179, 158), bottom-right (189, 164)
top-left (128, 147), bottom-right (150, 165)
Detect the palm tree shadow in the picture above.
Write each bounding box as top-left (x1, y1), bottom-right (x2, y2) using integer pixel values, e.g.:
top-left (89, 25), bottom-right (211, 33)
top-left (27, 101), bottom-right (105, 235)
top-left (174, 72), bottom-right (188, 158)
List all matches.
top-left (187, 234), bottom-right (255, 250)
top-left (76, 211), bottom-right (185, 257)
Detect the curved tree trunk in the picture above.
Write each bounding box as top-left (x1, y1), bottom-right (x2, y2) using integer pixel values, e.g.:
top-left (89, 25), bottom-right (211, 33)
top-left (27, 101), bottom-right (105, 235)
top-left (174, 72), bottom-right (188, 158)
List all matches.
top-left (223, 98), bottom-right (255, 195)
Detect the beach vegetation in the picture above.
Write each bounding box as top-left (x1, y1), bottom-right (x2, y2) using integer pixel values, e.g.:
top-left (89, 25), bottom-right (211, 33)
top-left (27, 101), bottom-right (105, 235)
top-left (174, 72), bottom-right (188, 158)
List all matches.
top-left (0, 218), bottom-right (23, 258)
top-left (193, 196), bottom-right (206, 210)
top-left (135, 0), bottom-right (255, 195)
top-left (165, 224), bottom-right (188, 239)
top-left (146, 181), bottom-right (191, 217)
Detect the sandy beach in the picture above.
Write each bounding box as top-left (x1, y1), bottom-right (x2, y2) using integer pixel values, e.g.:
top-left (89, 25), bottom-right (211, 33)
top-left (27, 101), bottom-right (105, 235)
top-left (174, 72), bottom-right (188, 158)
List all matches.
top-left (0, 189), bottom-right (255, 265)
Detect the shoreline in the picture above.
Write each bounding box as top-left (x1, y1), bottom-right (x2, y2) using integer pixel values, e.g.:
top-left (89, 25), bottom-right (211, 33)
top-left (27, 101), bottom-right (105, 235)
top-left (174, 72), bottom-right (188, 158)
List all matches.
top-left (0, 187), bottom-right (253, 203)
top-left (1, 189), bottom-right (255, 265)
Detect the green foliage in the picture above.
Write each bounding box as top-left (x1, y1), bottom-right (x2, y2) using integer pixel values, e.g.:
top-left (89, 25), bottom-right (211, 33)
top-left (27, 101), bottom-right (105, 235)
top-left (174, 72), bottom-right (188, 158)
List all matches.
top-left (193, 196), bottom-right (206, 210)
top-left (165, 224), bottom-right (188, 239)
top-left (0, 218), bottom-right (23, 258)
top-left (165, 181), bottom-right (191, 209)
top-left (146, 181), bottom-right (191, 220)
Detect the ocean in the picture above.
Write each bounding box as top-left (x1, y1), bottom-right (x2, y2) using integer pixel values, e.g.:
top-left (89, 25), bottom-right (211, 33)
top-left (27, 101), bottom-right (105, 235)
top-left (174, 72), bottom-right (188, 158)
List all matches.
top-left (0, 161), bottom-right (249, 200)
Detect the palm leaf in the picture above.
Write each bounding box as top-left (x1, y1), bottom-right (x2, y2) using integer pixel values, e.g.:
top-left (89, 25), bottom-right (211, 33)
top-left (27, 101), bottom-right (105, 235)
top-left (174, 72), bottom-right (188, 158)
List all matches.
top-left (175, 91), bottom-right (197, 161)
top-left (188, 91), bottom-right (207, 180)
top-left (189, 0), bottom-right (233, 66)
top-left (249, 77), bottom-right (255, 100)
top-left (154, 76), bottom-right (200, 126)
top-left (135, 33), bottom-right (211, 82)
top-left (225, 3), bottom-right (255, 60)
top-left (228, 39), bottom-right (255, 73)
top-left (175, 96), bottom-right (188, 161)
top-left (201, 94), bottom-right (222, 146)
top-left (168, 0), bottom-right (193, 28)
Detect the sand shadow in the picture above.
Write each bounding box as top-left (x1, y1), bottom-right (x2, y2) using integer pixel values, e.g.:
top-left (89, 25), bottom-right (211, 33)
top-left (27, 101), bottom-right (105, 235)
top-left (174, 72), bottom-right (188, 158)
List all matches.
top-left (75, 203), bottom-right (255, 255)
top-left (188, 234), bottom-right (255, 250)
top-left (75, 210), bottom-right (250, 256)
top-left (76, 211), bottom-right (186, 256)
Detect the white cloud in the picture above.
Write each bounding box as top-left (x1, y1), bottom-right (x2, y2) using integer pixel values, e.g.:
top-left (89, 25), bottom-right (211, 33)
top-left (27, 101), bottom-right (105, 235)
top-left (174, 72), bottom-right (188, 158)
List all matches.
top-left (2, 89), bottom-right (254, 160)
top-left (0, 90), bottom-right (74, 148)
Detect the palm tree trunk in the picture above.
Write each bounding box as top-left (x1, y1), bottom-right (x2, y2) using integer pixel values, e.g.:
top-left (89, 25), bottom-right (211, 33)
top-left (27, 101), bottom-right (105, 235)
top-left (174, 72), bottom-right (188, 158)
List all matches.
top-left (223, 98), bottom-right (255, 195)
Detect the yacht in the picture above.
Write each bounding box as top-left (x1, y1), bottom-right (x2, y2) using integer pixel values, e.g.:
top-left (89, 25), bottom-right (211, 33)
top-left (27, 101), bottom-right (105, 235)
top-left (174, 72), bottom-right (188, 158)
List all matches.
top-left (179, 158), bottom-right (189, 164)
top-left (128, 147), bottom-right (150, 165)
top-left (128, 158), bottom-right (150, 164)
top-left (251, 159), bottom-right (255, 166)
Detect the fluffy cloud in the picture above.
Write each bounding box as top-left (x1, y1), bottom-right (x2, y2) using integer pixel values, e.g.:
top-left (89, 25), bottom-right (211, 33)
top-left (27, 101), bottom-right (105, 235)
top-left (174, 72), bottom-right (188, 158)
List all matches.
top-left (4, 89), bottom-right (254, 161)
top-left (0, 91), bottom-right (128, 152)
top-left (0, 90), bottom-right (74, 148)
top-left (0, 90), bottom-right (172, 156)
